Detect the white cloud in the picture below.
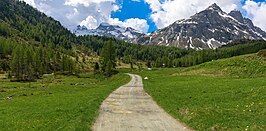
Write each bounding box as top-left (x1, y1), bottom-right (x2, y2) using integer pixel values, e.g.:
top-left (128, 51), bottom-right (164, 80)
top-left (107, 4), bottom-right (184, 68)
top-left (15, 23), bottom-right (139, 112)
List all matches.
top-left (145, 0), bottom-right (161, 12)
top-left (20, 0), bottom-right (149, 32)
top-left (18, 0), bottom-right (266, 33)
top-left (66, 8), bottom-right (79, 21)
top-left (20, 0), bottom-right (36, 7)
top-left (109, 18), bottom-right (149, 33)
top-left (19, 0), bottom-right (117, 29)
top-left (132, 0), bottom-right (141, 2)
top-left (20, 0), bottom-right (148, 32)
top-left (64, 0), bottom-right (116, 7)
top-left (145, 0), bottom-right (242, 29)
top-left (80, 16), bottom-right (98, 29)
top-left (243, 0), bottom-right (266, 31)
top-left (124, 18), bottom-right (149, 33)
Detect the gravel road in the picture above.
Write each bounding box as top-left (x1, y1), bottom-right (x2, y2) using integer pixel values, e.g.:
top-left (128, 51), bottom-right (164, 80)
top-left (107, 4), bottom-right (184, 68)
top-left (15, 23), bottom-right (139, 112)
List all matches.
top-left (93, 74), bottom-right (191, 131)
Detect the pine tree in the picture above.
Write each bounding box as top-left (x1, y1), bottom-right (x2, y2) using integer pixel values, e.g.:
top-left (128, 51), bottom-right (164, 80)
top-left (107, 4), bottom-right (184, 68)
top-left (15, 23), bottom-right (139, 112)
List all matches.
top-left (61, 54), bottom-right (67, 73)
top-left (100, 40), bottom-right (116, 76)
top-left (105, 60), bottom-right (112, 77)
top-left (24, 46), bottom-right (35, 81)
top-left (11, 45), bottom-right (22, 80)
top-left (67, 56), bottom-right (75, 74)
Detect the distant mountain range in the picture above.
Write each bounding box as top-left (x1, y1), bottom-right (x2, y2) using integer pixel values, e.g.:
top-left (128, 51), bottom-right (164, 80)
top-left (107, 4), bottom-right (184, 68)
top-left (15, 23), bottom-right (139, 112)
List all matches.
top-left (74, 3), bottom-right (266, 49)
top-left (74, 23), bottom-right (143, 42)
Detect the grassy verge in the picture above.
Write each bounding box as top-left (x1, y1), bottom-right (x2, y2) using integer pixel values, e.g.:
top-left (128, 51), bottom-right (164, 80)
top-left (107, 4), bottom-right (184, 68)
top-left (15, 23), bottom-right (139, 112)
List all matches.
top-left (137, 54), bottom-right (266, 130)
top-left (0, 73), bottom-right (130, 130)
top-left (178, 54), bottom-right (266, 78)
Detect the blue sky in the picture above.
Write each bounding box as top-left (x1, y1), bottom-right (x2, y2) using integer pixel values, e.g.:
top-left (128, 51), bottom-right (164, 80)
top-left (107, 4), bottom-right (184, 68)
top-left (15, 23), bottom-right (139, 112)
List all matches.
top-left (23, 0), bottom-right (266, 32)
top-left (111, 0), bottom-right (266, 32)
top-left (112, 0), bottom-right (157, 32)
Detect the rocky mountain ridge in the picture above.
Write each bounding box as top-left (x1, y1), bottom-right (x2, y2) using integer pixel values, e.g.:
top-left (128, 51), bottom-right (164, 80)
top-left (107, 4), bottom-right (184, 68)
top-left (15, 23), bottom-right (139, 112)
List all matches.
top-left (136, 3), bottom-right (266, 49)
top-left (74, 3), bottom-right (266, 49)
top-left (74, 23), bottom-right (143, 42)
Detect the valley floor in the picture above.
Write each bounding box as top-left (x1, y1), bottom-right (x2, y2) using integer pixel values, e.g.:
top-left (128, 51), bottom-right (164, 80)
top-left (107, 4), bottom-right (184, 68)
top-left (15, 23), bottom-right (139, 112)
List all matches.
top-left (0, 54), bottom-right (265, 130)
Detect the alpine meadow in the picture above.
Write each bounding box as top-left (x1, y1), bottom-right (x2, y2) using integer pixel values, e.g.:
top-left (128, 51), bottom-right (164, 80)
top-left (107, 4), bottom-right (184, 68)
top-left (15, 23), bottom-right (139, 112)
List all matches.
top-left (0, 0), bottom-right (266, 131)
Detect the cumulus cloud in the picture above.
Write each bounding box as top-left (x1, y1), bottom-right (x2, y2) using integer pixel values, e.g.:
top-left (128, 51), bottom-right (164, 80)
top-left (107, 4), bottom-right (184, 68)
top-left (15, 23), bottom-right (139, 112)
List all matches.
top-left (145, 0), bottom-right (242, 29)
top-left (123, 18), bottom-right (149, 33)
top-left (20, 0), bottom-right (36, 7)
top-left (80, 16), bottom-right (98, 29)
top-left (64, 0), bottom-right (116, 7)
top-left (132, 0), bottom-right (141, 2)
top-left (243, 0), bottom-right (266, 31)
top-left (17, 0), bottom-right (266, 33)
top-left (20, 0), bottom-right (148, 32)
top-left (109, 18), bottom-right (149, 33)
top-left (145, 0), bottom-right (161, 12)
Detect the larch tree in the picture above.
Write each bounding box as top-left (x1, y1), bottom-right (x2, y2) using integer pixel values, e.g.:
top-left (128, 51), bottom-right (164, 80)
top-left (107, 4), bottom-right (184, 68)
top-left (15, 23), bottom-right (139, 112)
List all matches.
top-left (100, 40), bottom-right (116, 76)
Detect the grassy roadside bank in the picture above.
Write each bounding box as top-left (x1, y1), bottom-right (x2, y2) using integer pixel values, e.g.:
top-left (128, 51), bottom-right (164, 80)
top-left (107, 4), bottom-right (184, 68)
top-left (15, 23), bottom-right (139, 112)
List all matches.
top-left (0, 73), bottom-right (130, 130)
top-left (136, 54), bottom-right (266, 130)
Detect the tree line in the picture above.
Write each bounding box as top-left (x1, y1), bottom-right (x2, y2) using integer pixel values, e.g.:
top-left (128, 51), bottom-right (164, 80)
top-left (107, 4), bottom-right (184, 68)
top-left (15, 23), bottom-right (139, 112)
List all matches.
top-left (78, 34), bottom-right (266, 68)
top-left (153, 41), bottom-right (266, 68)
top-left (0, 37), bottom-right (76, 81)
top-left (78, 35), bottom-right (191, 62)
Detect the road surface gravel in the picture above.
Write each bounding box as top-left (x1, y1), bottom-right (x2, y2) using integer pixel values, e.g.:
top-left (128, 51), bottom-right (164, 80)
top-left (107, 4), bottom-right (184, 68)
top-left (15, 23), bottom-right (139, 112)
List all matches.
top-left (93, 74), bottom-right (191, 131)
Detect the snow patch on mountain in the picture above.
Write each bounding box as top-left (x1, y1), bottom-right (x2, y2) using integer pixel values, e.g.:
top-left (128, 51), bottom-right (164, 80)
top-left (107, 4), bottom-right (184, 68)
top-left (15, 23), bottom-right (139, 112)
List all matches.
top-left (74, 23), bottom-right (143, 42)
top-left (136, 3), bottom-right (266, 49)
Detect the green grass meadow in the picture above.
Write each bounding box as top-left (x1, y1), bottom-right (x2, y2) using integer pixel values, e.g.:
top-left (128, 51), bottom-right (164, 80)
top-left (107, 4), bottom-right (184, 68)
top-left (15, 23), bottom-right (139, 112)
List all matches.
top-left (137, 54), bottom-right (266, 130)
top-left (0, 53), bottom-right (265, 131)
top-left (0, 73), bottom-right (130, 130)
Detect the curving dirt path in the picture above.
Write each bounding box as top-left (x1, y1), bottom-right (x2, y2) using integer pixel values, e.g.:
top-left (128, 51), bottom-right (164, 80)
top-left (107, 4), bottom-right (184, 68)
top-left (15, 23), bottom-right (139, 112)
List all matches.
top-left (93, 74), bottom-right (190, 131)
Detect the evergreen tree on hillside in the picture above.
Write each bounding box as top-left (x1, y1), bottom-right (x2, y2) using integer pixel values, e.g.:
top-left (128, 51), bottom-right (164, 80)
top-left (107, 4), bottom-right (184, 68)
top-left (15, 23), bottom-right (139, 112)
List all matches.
top-left (105, 60), bottom-right (113, 77)
top-left (100, 40), bottom-right (116, 76)
top-left (24, 46), bottom-right (35, 81)
top-left (61, 54), bottom-right (75, 74)
top-left (11, 45), bottom-right (23, 80)
top-left (0, 0), bottom-right (77, 49)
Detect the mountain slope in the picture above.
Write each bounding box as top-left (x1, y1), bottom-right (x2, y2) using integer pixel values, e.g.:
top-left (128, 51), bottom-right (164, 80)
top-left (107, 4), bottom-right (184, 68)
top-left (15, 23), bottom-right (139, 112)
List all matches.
top-left (0, 0), bottom-right (86, 79)
top-left (182, 53), bottom-right (266, 78)
top-left (136, 3), bottom-right (266, 49)
top-left (74, 23), bottom-right (143, 42)
top-left (0, 0), bottom-right (77, 49)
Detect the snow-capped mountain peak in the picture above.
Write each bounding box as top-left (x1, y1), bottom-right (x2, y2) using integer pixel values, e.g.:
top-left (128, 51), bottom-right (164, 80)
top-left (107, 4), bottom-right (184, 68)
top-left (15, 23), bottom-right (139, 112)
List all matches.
top-left (206, 3), bottom-right (223, 12)
top-left (136, 3), bottom-right (266, 49)
top-left (74, 23), bottom-right (144, 42)
top-left (74, 3), bottom-right (266, 49)
top-left (76, 25), bottom-right (88, 31)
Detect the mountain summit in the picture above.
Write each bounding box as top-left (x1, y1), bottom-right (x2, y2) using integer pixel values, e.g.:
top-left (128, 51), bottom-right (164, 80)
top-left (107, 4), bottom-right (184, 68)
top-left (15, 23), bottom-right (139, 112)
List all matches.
top-left (74, 23), bottom-right (143, 42)
top-left (206, 3), bottom-right (223, 12)
top-left (136, 3), bottom-right (266, 49)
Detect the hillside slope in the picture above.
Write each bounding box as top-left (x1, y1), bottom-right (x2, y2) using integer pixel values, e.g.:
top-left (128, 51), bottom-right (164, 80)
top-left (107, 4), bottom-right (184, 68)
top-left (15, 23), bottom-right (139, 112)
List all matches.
top-left (136, 52), bottom-right (266, 130)
top-left (0, 0), bottom-right (85, 80)
top-left (0, 0), bottom-right (77, 49)
top-left (180, 52), bottom-right (266, 78)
